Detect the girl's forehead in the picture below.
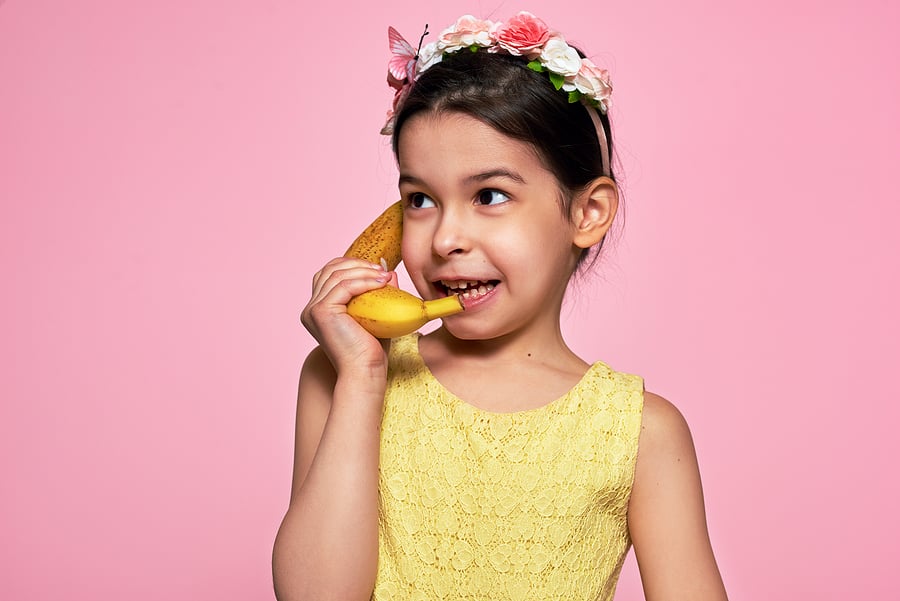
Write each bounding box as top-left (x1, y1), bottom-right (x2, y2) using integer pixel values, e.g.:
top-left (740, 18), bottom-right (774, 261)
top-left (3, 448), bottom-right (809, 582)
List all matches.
top-left (396, 126), bottom-right (562, 200)
top-left (397, 111), bottom-right (546, 170)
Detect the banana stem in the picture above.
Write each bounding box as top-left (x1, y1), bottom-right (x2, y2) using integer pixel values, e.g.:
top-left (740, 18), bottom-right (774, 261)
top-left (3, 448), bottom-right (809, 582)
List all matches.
top-left (423, 295), bottom-right (465, 319)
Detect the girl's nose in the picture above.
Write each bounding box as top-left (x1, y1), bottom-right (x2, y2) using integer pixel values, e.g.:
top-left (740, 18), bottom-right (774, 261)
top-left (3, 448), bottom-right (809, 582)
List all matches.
top-left (431, 207), bottom-right (471, 258)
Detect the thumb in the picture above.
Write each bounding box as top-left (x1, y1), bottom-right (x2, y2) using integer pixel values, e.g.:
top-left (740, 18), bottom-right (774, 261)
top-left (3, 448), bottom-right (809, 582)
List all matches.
top-left (387, 271), bottom-right (400, 288)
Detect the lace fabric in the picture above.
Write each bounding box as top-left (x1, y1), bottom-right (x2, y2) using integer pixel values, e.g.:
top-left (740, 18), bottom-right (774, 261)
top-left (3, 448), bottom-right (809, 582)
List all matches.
top-left (373, 334), bottom-right (644, 600)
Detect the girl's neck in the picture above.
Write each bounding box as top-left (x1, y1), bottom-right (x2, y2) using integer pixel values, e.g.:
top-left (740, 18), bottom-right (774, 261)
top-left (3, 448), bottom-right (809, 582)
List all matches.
top-left (421, 323), bottom-right (588, 373)
top-left (417, 325), bottom-right (592, 414)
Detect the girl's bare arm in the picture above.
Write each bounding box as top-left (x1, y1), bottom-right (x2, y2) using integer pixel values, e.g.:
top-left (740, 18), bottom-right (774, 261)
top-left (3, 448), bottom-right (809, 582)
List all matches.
top-left (628, 391), bottom-right (728, 601)
top-left (272, 258), bottom-right (395, 601)
top-left (272, 348), bottom-right (385, 601)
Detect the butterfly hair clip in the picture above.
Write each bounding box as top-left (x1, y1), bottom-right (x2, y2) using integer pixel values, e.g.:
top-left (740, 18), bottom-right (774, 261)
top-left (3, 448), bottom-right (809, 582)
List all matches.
top-left (381, 24), bottom-right (429, 134)
top-left (387, 24), bottom-right (430, 85)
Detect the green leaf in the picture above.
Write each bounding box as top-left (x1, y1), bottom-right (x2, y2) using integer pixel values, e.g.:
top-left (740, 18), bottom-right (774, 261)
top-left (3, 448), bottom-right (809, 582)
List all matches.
top-left (526, 60), bottom-right (544, 73)
top-left (548, 71), bottom-right (565, 90)
top-left (469, 44), bottom-right (479, 52)
top-left (568, 90), bottom-right (581, 104)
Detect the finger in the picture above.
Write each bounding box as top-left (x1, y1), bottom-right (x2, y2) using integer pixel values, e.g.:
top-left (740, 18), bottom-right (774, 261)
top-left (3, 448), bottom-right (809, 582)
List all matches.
top-left (304, 271), bottom-right (390, 327)
top-left (313, 264), bottom-right (389, 296)
top-left (386, 271), bottom-right (400, 288)
top-left (312, 257), bottom-right (385, 295)
top-left (316, 270), bottom-right (391, 306)
top-left (301, 273), bottom-right (391, 335)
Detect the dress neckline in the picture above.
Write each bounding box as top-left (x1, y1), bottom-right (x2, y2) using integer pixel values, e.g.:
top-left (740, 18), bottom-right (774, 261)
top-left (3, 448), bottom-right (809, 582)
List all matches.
top-left (400, 333), bottom-right (605, 418)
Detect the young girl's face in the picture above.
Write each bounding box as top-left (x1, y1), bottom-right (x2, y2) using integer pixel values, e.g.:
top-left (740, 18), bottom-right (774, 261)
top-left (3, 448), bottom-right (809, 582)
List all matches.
top-left (397, 111), bottom-right (583, 342)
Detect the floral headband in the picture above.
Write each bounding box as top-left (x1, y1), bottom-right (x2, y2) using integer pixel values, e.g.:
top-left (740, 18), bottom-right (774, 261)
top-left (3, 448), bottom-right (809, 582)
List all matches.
top-left (381, 12), bottom-right (613, 175)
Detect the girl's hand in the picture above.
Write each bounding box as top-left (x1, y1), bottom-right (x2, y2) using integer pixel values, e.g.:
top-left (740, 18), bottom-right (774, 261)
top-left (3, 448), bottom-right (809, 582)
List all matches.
top-left (300, 257), bottom-right (398, 377)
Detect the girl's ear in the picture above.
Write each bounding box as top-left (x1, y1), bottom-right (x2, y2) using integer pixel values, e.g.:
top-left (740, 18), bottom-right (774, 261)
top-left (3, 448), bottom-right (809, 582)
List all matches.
top-left (572, 176), bottom-right (618, 249)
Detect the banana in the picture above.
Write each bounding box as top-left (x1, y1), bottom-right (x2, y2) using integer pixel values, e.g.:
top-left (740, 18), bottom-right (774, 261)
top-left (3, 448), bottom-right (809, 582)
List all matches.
top-left (343, 201), bottom-right (404, 269)
top-left (346, 286), bottom-right (465, 339)
top-left (343, 201), bottom-right (464, 338)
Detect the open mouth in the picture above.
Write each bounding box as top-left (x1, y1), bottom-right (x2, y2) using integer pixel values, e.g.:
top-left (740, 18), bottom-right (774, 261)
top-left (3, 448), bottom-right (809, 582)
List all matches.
top-left (436, 279), bottom-right (499, 302)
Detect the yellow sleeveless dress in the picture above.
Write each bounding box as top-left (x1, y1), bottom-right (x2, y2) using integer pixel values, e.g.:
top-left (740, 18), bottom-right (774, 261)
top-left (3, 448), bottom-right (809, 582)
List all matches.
top-left (372, 334), bottom-right (644, 601)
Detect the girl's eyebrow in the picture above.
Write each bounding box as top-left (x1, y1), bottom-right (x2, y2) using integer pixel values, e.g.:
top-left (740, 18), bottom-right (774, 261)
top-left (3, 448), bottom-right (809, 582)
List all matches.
top-left (397, 173), bottom-right (425, 187)
top-left (465, 168), bottom-right (526, 185)
top-left (398, 168), bottom-right (526, 187)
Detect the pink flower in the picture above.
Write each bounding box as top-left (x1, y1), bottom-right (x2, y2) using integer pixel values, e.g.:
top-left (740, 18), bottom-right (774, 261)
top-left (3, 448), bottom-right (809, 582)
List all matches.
top-left (380, 83), bottom-right (411, 135)
top-left (493, 11), bottom-right (551, 57)
top-left (573, 58), bottom-right (612, 110)
top-left (438, 15), bottom-right (495, 53)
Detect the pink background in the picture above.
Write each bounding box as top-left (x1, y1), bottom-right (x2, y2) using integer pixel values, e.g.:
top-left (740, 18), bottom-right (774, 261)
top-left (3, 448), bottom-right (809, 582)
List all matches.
top-left (2, 0), bottom-right (898, 599)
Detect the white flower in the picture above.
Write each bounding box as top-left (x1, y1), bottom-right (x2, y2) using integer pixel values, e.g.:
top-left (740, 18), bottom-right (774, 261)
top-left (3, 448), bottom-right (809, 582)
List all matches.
top-left (539, 38), bottom-right (581, 77)
top-left (416, 41), bottom-right (443, 72)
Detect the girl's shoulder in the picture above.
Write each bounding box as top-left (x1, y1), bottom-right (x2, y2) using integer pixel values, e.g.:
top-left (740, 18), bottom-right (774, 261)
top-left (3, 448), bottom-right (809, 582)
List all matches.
top-left (638, 390), bottom-right (695, 455)
top-left (631, 390), bottom-right (704, 513)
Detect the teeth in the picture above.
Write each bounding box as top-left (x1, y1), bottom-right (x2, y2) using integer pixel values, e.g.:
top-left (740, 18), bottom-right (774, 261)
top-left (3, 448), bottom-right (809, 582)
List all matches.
top-left (440, 279), bottom-right (486, 290)
top-left (438, 280), bottom-right (495, 299)
top-left (459, 283), bottom-right (494, 300)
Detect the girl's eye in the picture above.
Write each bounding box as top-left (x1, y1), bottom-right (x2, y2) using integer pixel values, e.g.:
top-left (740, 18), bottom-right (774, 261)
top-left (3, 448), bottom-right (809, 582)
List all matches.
top-left (408, 192), bottom-right (436, 209)
top-left (476, 189), bottom-right (510, 206)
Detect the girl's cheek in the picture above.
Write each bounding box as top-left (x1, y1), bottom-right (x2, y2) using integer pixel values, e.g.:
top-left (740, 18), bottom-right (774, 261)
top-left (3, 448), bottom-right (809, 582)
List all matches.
top-left (401, 224), bottom-right (429, 258)
top-left (400, 233), bottom-right (423, 272)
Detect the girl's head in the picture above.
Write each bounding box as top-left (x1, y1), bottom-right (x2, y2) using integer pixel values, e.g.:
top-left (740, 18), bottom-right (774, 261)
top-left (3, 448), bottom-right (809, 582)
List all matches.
top-left (382, 14), bottom-right (617, 270)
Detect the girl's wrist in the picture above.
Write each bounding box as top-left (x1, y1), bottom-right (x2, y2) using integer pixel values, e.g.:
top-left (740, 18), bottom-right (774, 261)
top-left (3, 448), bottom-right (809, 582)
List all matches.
top-left (333, 370), bottom-right (388, 403)
top-left (322, 340), bottom-right (388, 381)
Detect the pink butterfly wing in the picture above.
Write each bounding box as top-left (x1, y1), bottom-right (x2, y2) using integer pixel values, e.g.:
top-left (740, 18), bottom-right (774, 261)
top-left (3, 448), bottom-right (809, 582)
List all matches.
top-left (387, 26), bottom-right (417, 81)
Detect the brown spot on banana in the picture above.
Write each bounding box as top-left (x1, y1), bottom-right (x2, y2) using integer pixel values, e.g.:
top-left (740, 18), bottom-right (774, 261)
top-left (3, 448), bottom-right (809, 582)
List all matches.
top-left (344, 200), bottom-right (403, 269)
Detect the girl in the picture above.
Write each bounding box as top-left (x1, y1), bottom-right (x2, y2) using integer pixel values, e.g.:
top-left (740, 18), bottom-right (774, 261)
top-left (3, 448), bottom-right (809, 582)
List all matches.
top-left (273, 12), bottom-right (727, 601)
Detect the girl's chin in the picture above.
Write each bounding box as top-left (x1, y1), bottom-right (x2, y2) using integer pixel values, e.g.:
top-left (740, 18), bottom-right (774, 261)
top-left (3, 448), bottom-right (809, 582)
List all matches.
top-left (439, 323), bottom-right (501, 342)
